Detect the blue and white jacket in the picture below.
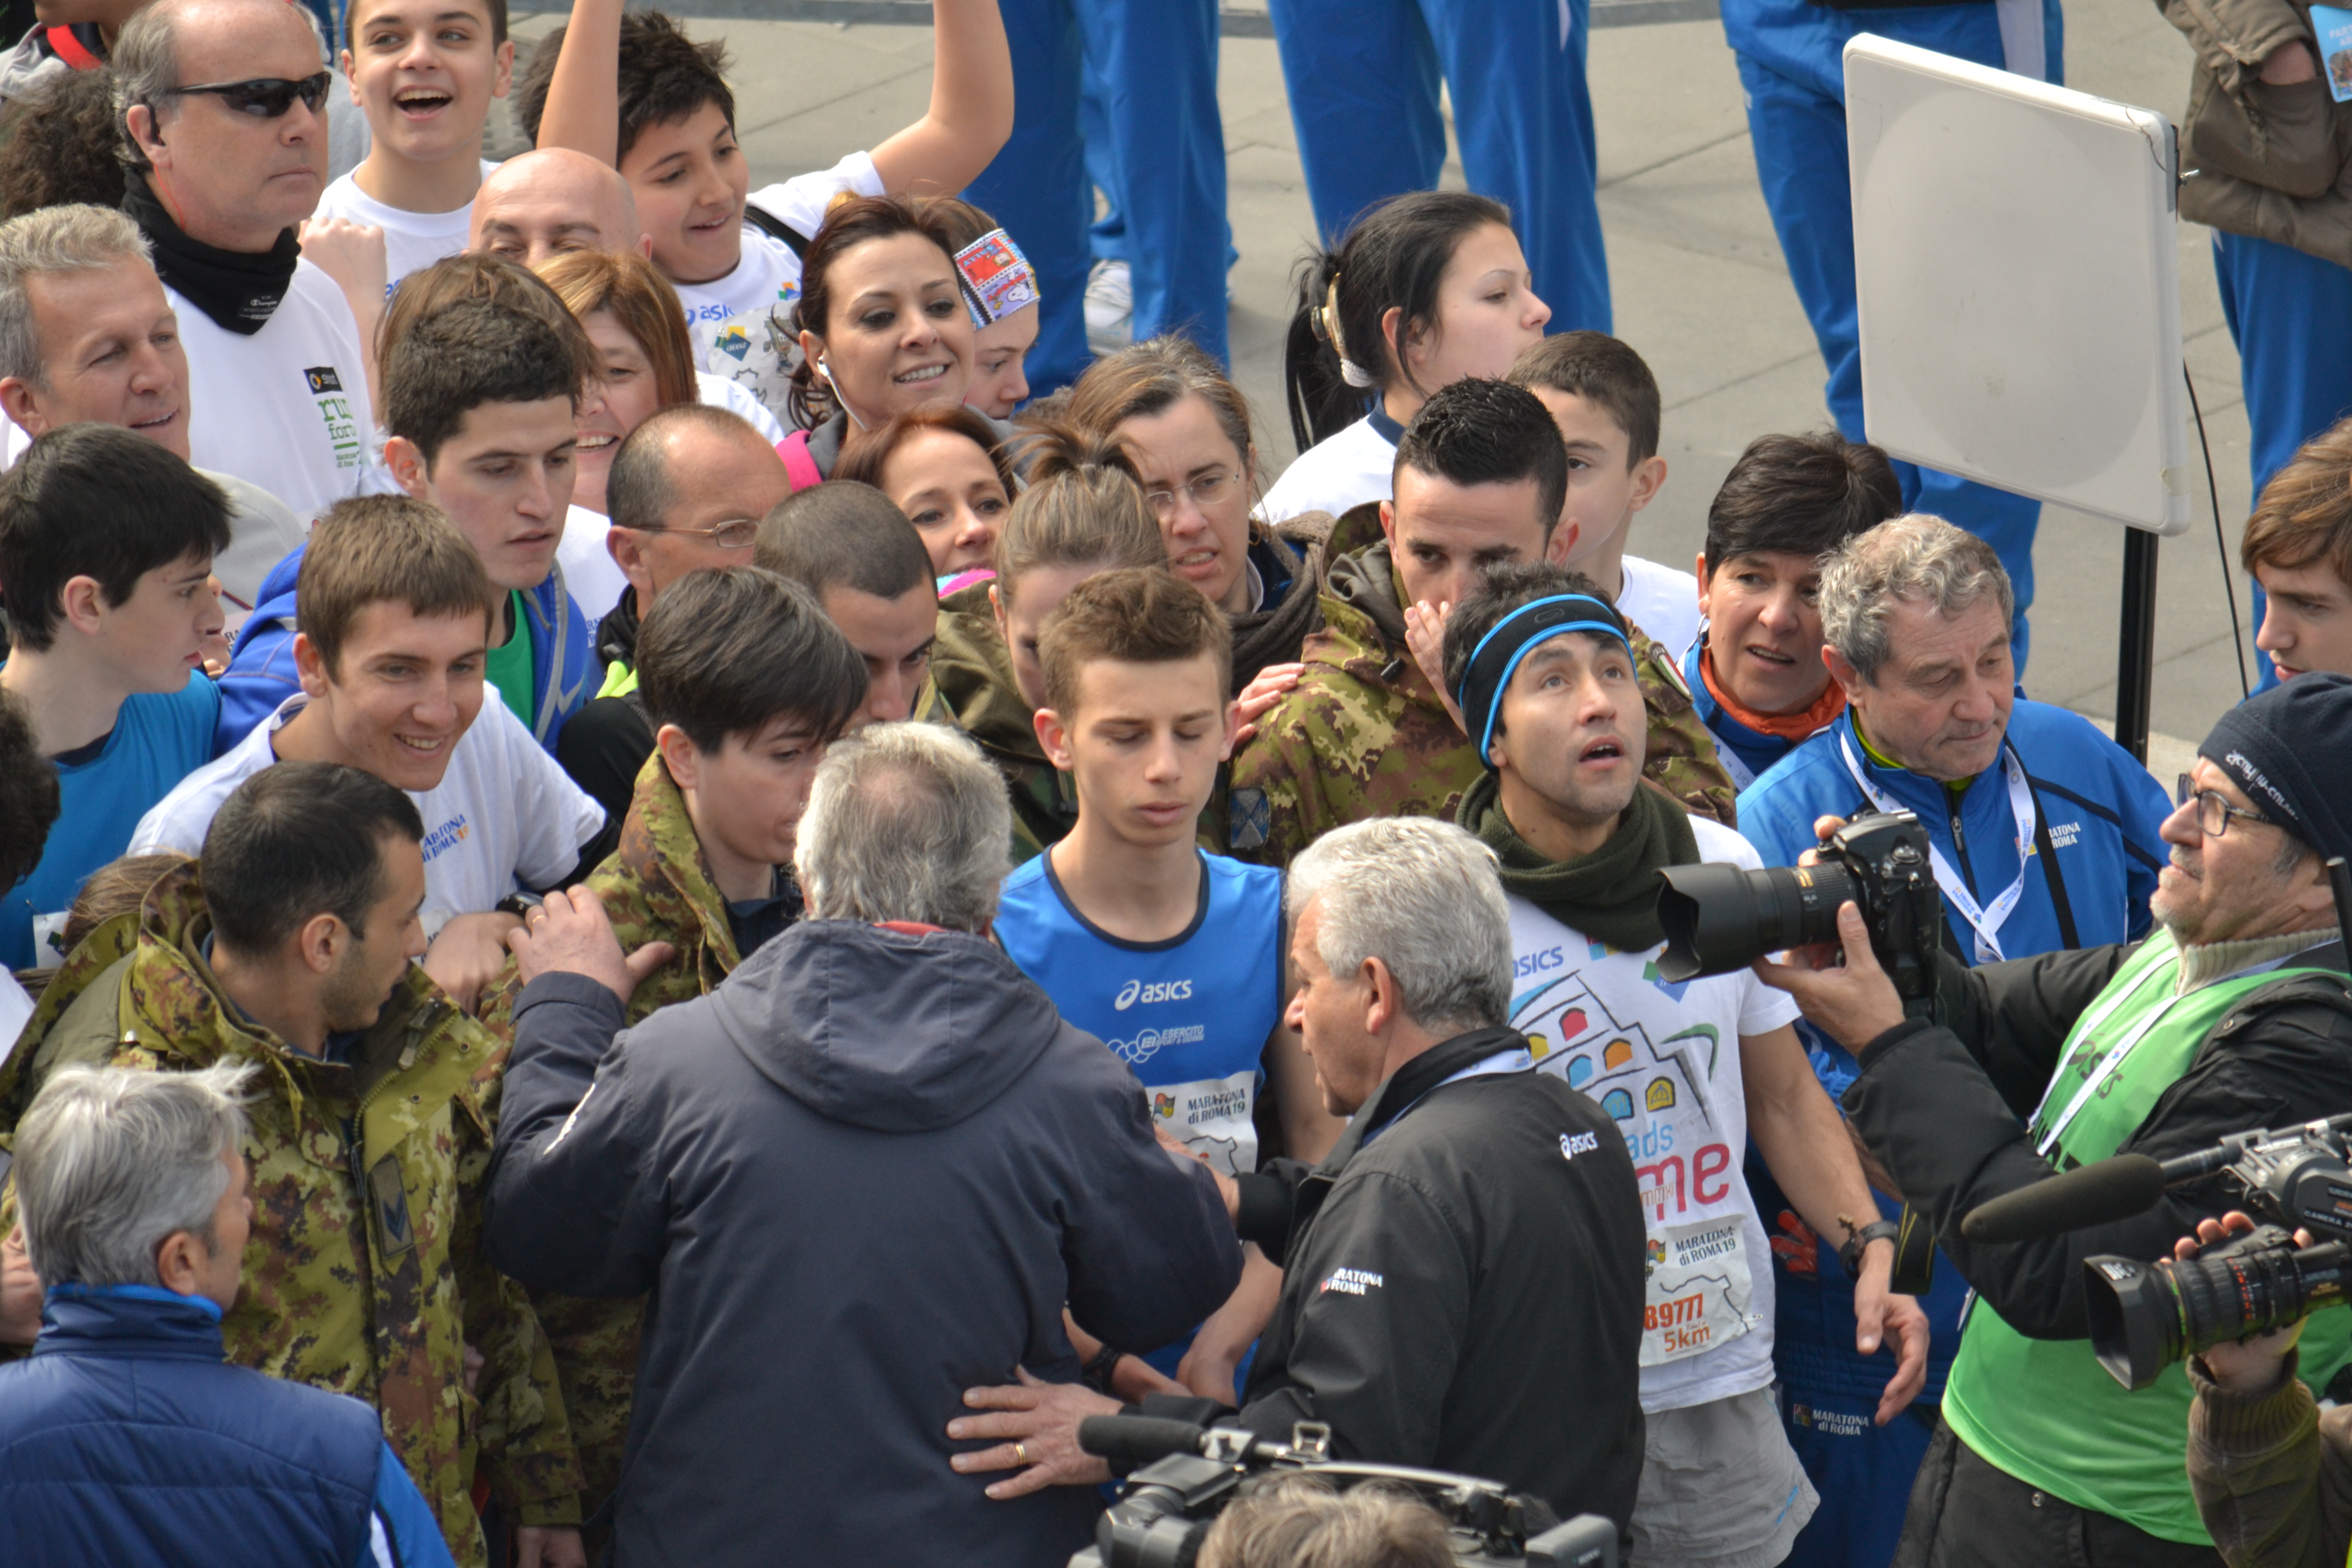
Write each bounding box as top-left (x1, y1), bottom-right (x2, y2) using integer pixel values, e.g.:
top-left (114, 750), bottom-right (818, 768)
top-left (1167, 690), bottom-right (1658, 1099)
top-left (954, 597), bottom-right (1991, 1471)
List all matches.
top-left (0, 1284), bottom-right (454, 1568)
top-left (214, 544), bottom-right (593, 756)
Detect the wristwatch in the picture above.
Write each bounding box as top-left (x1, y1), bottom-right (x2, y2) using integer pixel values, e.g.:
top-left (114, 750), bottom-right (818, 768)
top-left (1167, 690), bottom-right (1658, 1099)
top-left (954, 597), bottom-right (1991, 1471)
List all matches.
top-left (1840, 1219), bottom-right (1903, 1280)
top-left (1079, 1341), bottom-right (1127, 1395)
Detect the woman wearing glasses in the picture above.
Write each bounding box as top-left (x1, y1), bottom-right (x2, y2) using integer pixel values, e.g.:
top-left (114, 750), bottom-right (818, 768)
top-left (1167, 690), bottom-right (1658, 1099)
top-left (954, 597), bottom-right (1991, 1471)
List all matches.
top-left (1064, 335), bottom-right (1322, 697)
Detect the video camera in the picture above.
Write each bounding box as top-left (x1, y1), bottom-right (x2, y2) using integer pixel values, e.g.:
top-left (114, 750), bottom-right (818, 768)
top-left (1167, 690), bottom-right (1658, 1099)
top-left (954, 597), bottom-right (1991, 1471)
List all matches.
top-left (1956, 1114), bottom-right (2352, 1391)
top-left (1069, 1416), bottom-right (1618, 1567)
top-left (1655, 810), bottom-right (1942, 1002)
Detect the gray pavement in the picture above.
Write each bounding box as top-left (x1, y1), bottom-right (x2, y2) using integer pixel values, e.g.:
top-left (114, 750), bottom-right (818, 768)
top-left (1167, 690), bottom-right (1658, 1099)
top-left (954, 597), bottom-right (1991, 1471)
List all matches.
top-left (510, 0), bottom-right (2257, 756)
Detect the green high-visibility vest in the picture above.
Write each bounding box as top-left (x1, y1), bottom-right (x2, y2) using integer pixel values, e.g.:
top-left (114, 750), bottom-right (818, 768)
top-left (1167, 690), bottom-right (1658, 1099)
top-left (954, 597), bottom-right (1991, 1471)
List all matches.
top-left (1942, 928), bottom-right (2352, 1544)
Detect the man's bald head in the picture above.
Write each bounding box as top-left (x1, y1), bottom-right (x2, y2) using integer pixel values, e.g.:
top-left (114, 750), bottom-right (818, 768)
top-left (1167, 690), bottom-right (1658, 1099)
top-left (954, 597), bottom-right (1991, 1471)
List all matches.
top-left (468, 149), bottom-right (650, 267)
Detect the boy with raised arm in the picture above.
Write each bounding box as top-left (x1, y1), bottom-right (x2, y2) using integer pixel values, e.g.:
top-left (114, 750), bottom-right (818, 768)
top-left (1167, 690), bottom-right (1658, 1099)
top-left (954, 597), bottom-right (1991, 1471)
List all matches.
top-left (991, 567), bottom-right (1341, 1405)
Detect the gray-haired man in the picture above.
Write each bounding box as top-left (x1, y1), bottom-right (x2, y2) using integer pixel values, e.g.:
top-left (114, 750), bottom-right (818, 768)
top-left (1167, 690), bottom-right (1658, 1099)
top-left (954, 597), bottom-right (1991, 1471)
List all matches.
top-left (0, 202), bottom-right (302, 625)
top-left (0, 1063), bottom-right (456, 1567)
top-left (484, 721), bottom-right (1242, 1568)
top-left (955, 815), bottom-right (1652, 1544)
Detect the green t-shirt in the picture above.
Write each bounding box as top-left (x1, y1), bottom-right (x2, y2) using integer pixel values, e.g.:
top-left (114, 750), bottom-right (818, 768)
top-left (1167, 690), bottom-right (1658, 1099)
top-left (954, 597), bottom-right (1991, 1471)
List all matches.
top-left (1942, 928), bottom-right (2352, 1543)
top-left (484, 591), bottom-right (534, 732)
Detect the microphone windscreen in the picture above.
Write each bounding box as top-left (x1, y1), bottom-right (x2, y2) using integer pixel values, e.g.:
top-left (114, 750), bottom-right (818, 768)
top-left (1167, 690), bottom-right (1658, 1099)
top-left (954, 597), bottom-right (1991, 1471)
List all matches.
top-left (1959, 1154), bottom-right (2168, 1245)
top-left (1076, 1415), bottom-right (1213, 1471)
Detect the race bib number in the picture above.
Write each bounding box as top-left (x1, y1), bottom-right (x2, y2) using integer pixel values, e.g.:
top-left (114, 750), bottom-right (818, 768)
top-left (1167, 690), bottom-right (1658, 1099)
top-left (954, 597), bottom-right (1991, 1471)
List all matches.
top-left (1148, 1069), bottom-right (1258, 1176)
top-left (1639, 1216), bottom-right (1759, 1366)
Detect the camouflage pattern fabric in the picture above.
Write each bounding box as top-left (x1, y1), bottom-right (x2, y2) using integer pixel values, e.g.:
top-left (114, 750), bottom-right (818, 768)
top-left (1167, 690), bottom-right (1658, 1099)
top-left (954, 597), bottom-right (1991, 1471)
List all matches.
top-left (927, 582), bottom-right (1078, 865)
top-left (477, 751), bottom-right (744, 1526)
top-left (1229, 506), bottom-right (1737, 869)
top-left (0, 867), bottom-right (580, 1565)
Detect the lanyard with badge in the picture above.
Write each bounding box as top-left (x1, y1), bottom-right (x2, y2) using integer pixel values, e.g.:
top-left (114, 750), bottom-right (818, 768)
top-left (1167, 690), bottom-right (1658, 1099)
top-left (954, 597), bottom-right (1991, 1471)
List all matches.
top-left (1840, 735), bottom-right (2035, 964)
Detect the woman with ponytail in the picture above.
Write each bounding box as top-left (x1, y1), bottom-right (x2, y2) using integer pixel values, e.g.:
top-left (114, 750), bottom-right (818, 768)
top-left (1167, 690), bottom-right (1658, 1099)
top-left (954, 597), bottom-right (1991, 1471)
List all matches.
top-left (1263, 191), bottom-right (1551, 525)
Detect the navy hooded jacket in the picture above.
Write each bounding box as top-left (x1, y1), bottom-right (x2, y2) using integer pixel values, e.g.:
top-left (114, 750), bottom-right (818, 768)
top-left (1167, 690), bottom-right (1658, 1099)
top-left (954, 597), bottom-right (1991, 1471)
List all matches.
top-left (484, 918), bottom-right (1245, 1568)
top-left (0, 1285), bottom-right (453, 1568)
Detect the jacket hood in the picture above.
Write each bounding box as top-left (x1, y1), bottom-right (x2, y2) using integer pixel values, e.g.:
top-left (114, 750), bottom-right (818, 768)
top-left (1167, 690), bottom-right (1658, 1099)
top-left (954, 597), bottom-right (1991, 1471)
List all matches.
top-left (928, 582), bottom-right (1048, 766)
top-left (228, 543), bottom-right (305, 664)
top-left (705, 918), bottom-right (1066, 1132)
top-left (1304, 502), bottom-right (1453, 720)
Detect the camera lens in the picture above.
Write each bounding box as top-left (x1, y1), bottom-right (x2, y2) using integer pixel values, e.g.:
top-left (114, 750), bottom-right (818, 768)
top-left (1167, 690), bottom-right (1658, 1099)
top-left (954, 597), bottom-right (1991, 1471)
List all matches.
top-left (2086, 1233), bottom-right (2349, 1389)
top-left (1656, 861), bottom-right (1861, 983)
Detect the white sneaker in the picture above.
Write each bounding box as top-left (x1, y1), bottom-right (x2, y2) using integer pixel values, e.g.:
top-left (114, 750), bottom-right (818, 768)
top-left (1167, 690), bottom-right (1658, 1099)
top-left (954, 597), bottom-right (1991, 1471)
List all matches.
top-left (1085, 258), bottom-right (1133, 356)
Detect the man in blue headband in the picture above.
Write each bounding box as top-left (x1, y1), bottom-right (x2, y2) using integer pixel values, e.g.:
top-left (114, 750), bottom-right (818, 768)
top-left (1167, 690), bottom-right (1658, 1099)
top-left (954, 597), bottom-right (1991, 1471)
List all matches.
top-left (1440, 559), bottom-right (1929, 1568)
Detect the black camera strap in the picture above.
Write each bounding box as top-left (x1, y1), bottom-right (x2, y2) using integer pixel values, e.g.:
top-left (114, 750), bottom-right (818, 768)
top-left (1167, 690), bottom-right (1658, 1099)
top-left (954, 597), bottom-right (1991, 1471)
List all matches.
top-left (2025, 775), bottom-right (2081, 951)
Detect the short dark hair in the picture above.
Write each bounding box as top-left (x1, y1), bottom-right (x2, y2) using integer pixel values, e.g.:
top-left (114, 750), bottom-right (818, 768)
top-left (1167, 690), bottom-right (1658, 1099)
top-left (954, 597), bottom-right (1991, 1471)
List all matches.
top-left (1704, 431), bottom-right (1903, 580)
top-left (200, 763), bottom-right (424, 957)
top-left (1391, 379), bottom-right (1567, 538)
top-left (605, 404), bottom-right (770, 534)
top-left (1040, 567), bottom-right (1229, 718)
top-left (0, 685), bottom-right (59, 890)
top-left (0, 422), bottom-right (231, 652)
top-left (635, 567), bottom-right (867, 753)
top-left (297, 497), bottom-right (498, 678)
top-left (341, 0), bottom-right (507, 53)
top-left (1440, 559), bottom-right (1620, 703)
top-left (381, 296), bottom-right (585, 464)
top-left (516, 9), bottom-right (730, 161)
top-left (1507, 331), bottom-right (1662, 466)
top-left (752, 481), bottom-right (935, 605)
top-left (0, 67), bottom-right (125, 217)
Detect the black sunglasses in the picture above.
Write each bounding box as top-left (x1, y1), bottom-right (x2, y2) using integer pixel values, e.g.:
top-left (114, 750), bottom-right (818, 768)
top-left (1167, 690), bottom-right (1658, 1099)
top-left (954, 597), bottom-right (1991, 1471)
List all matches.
top-left (164, 71), bottom-right (331, 118)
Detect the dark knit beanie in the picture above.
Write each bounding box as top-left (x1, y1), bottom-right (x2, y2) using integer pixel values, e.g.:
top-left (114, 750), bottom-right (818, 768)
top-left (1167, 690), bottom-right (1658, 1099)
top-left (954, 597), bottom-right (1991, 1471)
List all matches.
top-left (2198, 673), bottom-right (2352, 863)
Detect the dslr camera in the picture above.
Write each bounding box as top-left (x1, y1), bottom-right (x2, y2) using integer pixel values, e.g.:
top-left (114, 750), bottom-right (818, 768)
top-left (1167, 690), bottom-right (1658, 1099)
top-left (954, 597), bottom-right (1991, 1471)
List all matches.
top-left (2083, 1115), bottom-right (2352, 1390)
top-left (1070, 1416), bottom-right (1616, 1567)
top-left (1655, 810), bottom-right (1943, 1002)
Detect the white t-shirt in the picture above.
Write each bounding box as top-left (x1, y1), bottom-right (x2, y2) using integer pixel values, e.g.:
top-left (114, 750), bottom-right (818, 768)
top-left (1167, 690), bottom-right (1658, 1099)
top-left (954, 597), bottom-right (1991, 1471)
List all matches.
top-left (558, 504), bottom-right (628, 627)
top-left (1619, 554), bottom-right (1702, 663)
top-left (697, 371), bottom-right (786, 444)
top-left (1503, 815), bottom-right (1800, 1415)
top-left (672, 151), bottom-right (886, 422)
top-left (311, 161), bottom-right (499, 293)
top-left (0, 969), bottom-right (30, 1052)
top-left (173, 261), bottom-right (375, 524)
top-left (130, 693), bottom-right (604, 936)
top-left (1258, 413), bottom-right (1398, 525)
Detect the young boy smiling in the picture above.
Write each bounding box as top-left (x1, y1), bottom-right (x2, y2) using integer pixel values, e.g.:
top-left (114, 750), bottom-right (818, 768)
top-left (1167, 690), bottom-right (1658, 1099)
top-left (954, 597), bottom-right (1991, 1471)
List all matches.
top-left (991, 567), bottom-right (1339, 1405)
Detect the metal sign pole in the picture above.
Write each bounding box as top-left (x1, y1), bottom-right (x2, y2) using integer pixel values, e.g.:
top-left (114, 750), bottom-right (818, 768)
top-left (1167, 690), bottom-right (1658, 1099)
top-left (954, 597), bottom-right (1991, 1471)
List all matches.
top-left (2113, 529), bottom-right (2159, 765)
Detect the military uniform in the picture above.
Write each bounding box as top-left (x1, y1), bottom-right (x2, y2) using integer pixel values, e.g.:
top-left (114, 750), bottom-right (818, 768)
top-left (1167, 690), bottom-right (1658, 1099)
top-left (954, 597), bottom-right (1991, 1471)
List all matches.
top-left (477, 752), bottom-right (750, 1528)
top-left (0, 867), bottom-right (581, 1566)
top-left (1229, 505), bottom-right (1736, 869)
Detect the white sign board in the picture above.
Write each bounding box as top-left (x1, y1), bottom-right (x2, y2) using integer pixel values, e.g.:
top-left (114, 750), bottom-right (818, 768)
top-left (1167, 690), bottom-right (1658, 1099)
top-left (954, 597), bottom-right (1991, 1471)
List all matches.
top-left (1846, 35), bottom-right (2191, 535)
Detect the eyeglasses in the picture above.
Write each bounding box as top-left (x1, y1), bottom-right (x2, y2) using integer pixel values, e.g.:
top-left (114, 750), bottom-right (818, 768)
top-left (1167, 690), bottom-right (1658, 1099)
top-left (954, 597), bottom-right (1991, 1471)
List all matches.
top-left (636, 518), bottom-right (759, 550)
top-left (164, 71), bottom-right (331, 119)
top-left (1143, 468), bottom-right (1241, 518)
top-left (2179, 787), bottom-right (2276, 840)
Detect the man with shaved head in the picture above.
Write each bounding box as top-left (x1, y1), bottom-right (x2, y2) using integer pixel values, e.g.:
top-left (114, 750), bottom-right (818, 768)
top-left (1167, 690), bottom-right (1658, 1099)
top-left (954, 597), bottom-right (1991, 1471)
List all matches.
top-left (113, 0), bottom-right (374, 519)
top-left (469, 146), bottom-right (649, 266)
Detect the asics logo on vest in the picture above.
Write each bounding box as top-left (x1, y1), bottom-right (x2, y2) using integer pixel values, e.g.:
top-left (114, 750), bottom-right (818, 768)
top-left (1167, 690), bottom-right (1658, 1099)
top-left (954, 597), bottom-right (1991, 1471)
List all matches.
top-left (1114, 978), bottom-right (1193, 1011)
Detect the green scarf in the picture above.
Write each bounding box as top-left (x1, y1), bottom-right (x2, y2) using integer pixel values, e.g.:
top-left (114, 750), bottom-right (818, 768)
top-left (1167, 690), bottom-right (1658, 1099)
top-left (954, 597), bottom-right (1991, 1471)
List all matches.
top-left (1459, 771), bottom-right (1698, 951)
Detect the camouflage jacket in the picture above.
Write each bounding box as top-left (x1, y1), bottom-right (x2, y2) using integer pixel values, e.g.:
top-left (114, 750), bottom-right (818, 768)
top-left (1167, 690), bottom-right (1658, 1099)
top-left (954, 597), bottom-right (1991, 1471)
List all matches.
top-left (0, 867), bottom-right (581, 1563)
top-left (476, 751), bottom-right (744, 1519)
top-left (1228, 506), bottom-right (1737, 869)
top-left (927, 581), bottom-right (1078, 866)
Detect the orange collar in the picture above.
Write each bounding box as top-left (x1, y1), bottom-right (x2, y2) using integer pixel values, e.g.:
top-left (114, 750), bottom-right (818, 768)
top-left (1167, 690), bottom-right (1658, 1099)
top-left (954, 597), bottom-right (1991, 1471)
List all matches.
top-left (1700, 645), bottom-right (1846, 742)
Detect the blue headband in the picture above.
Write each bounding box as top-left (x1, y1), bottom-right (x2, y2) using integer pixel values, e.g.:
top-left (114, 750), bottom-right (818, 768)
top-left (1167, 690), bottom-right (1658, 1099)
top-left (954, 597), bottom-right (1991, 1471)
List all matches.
top-left (1455, 594), bottom-right (1633, 769)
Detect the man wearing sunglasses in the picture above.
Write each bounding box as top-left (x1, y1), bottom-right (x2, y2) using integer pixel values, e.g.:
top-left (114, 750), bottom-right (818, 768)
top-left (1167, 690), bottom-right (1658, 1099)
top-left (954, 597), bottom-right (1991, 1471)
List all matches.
top-left (113, 0), bottom-right (375, 523)
top-left (1755, 672), bottom-right (2352, 1566)
top-left (549, 403), bottom-right (793, 829)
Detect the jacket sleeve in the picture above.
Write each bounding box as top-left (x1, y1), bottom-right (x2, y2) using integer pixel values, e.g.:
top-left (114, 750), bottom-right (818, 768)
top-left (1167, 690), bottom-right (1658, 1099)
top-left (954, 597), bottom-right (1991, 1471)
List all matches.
top-left (1062, 1074), bottom-right (1246, 1354)
top-left (1848, 977), bottom-right (2352, 1340)
top-left (1229, 701), bottom-right (1335, 872)
top-left (368, 1438), bottom-right (461, 1568)
top-left (1234, 1157), bottom-right (1316, 1257)
top-left (2188, 1349), bottom-right (2352, 1568)
top-left (1928, 942), bottom-right (2137, 1117)
top-left (483, 973), bottom-right (669, 1298)
top-left (1230, 1170), bottom-right (1471, 1467)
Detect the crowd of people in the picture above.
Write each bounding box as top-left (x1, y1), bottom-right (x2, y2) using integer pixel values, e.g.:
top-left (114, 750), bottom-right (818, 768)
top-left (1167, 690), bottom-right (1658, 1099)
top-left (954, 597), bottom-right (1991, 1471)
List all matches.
top-left (5, 0), bottom-right (2352, 1565)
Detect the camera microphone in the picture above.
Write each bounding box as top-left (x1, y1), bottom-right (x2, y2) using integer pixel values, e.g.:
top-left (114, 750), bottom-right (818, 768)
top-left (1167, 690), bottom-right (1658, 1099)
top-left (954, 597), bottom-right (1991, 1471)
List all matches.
top-left (1077, 1415), bottom-right (1230, 1473)
top-left (1959, 1154), bottom-right (2168, 1244)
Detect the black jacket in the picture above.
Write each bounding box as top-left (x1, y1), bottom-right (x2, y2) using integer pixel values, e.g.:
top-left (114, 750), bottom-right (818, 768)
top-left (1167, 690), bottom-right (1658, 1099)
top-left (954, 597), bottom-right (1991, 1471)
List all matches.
top-left (1844, 940), bottom-right (2352, 1341)
top-left (1153, 1026), bottom-right (1649, 1532)
top-left (484, 920), bottom-right (1244, 1568)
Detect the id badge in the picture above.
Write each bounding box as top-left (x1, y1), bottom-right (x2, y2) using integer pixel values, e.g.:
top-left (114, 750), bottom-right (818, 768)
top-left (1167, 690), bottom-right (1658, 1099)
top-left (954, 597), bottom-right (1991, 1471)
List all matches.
top-left (1639, 1216), bottom-right (1759, 1366)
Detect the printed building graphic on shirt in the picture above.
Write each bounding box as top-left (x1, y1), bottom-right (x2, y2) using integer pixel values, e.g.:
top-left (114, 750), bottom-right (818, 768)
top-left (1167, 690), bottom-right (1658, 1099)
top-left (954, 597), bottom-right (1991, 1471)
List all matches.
top-left (1510, 941), bottom-right (1760, 1367)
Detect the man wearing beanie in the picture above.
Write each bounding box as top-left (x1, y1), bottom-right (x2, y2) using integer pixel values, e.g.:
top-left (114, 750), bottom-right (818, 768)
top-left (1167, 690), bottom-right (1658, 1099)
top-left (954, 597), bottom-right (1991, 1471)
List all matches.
top-left (1438, 561), bottom-right (1930, 1568)
top-left (1761, 673), bottom-right (2352, 1565)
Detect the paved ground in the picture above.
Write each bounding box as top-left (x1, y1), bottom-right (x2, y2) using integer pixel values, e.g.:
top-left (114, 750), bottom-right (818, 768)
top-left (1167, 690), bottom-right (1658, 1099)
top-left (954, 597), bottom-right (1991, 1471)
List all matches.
top-left (508, 0), bottom-right (2249, 769)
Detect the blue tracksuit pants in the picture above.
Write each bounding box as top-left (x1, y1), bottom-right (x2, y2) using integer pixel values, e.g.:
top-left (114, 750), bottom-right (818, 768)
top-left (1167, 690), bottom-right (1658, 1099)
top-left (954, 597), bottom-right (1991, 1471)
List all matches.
top-left (1264, 0), bottom-right (1611, 336)
top-left (964, 0), bottom-right (1231, 395)
top-left (2213, 229), bottom-right (2352, 690)
top-left (1730, 0), bottom-right (2059, 673)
